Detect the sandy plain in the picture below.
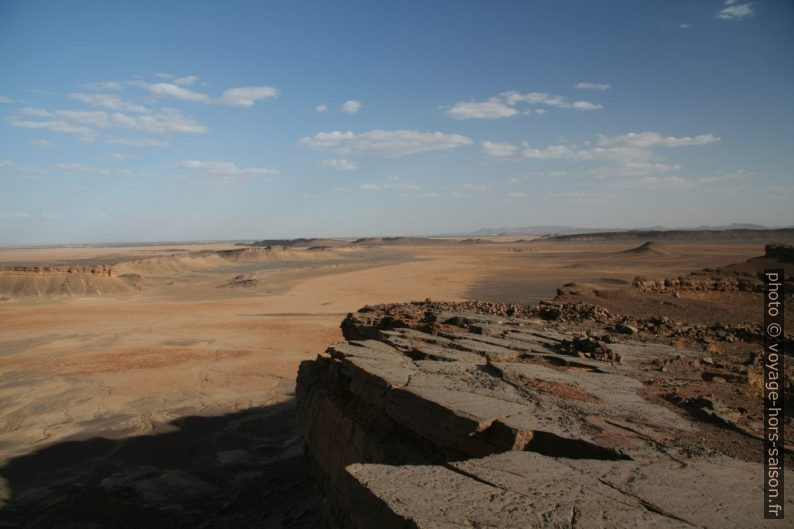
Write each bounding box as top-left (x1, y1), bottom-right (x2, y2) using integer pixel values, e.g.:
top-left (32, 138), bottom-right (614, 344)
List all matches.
top-left (0, 239), bottom-right (768, 524)
top-left (0, 240), bottom-right (764, 461)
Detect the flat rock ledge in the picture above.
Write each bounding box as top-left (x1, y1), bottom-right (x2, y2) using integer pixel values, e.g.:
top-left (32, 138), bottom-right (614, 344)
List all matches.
top-left (296, 301), bottom-right (791, 528)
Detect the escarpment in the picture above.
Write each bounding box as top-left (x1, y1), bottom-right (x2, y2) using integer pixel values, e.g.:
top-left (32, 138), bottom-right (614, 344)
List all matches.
top-left (0, 264), bottom-right (142, 299)
top-left (296, 301), bottom-right (792, 528)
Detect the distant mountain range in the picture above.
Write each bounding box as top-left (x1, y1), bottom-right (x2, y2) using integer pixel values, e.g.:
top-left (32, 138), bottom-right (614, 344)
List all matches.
top-left (463, 223), bottom-right (786, 237)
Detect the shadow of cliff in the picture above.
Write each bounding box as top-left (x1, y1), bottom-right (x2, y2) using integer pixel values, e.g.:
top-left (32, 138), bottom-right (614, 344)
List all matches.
top-left (0, 398), bottom-right (323, 529)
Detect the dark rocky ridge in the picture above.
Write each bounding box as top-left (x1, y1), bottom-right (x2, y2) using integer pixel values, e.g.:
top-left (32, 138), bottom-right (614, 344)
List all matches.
top-left (542, 228), bottom-right (794, 242)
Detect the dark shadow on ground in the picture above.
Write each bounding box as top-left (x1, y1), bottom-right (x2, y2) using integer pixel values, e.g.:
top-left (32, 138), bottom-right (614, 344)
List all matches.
top-left (0, 398), bottom-right (322, 529)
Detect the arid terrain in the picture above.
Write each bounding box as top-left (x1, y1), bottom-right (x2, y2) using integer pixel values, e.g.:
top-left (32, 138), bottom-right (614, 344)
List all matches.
top-left (0, 237), bottom-right (790, 527)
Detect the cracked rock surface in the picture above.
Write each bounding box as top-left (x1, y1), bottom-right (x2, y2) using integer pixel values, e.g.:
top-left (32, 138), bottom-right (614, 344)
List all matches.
top-left (296, 301), bottom-right (792, 528)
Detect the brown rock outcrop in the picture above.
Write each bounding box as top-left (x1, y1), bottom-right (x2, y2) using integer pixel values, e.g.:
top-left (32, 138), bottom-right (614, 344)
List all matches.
top-left (296, 302), bottom-right (792, 528)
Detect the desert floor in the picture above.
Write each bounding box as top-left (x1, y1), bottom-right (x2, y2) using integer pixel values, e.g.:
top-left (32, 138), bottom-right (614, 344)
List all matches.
top-left (0, 240), bottom-right (765, 518)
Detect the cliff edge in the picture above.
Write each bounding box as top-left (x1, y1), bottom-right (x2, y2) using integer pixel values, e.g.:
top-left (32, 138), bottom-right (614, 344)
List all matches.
top-left (296, 301), bottom-right (792, 528)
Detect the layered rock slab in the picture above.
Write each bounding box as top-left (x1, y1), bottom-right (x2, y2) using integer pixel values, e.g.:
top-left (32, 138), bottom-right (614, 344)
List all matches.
top-left (296, 302), bottom-right (792, 528)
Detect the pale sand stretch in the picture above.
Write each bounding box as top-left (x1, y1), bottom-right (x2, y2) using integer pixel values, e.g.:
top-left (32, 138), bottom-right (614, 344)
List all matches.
top-left (0, 241), bottom-right (760, 471)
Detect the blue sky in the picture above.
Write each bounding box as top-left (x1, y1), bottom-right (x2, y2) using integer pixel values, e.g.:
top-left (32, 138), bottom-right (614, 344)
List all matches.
top-left (1, 0), bottom-right (792, 244)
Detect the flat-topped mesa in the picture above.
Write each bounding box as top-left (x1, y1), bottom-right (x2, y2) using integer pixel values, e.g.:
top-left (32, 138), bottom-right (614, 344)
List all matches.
top-left (0, 264), bottom-right (141, 298)
top-left (2, 264), bottom-right (117, 276)
top-left (296, 301), bottom-right (792, 529)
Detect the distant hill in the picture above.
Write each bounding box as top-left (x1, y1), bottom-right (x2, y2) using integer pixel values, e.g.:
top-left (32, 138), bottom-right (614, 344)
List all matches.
top-left (541, 228), bottom-right (794, 243)
top-left (468, 226), bottom-right (622, 236)
top-left (251, 238), bottom-right (350, 247)
top-left (620, 241), bottom-right (676, 256)
top-left (466, 223), bottom-right (786, 237)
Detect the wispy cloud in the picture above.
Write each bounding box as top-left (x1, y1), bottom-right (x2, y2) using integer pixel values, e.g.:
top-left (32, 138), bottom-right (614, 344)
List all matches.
top-left (0, 95), bottom-right (14, 104)
top-left (315, 104), bottom-right (328, 113)
top-left (145, 83), bottom-right (211, 102)
top-left (598, 131), bottom-right (721, 148)
top-left (447, 99), bottom-right (518, 119)
top-left (52, 163), bottom-right (132, 176)
top-left (69, 92), bottom-right (149, 113)
top-left (340, 100), bottom-right (362, 114)
top-left (138, 82), bottom-right (278, 107)
top-left (481, 141), bottom-right (518, 157)
top-left (321, 158), bottom-right (357, 171)
top-left (482, 131), bottom-right (720, 182)
top-left (360, 180), bottom-right (420, 191)
top-left (447, 90), bottom-right (602, 119)
top-left (19, 107), bottom-right (51, 116)
top-left (81, 81), bottom-right (123, 91)
top-left (105, 137), bottom-right (170, 147)
top-left (575, 82), bottom-right (611, 90)
top-left (173, 75), bottom-right (199, 86)
top-left (175, 160), bottom-right (277, 186)
top-left (7, 116), bottom-right (98, 140)
top-left (31, 139), bottom-right (52, 148)
top-left (9, 108), bottom-right (207, 139)
top-left (298, 129), bottom-right (473, 157)
top-left (717, 1), bottom-right (754, 20)
top-left (214, 86), bottom-right (278, 107)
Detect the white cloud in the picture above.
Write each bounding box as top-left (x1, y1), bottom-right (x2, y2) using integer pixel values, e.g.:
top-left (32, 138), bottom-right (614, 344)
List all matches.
top-left (514, 130), bottom-right (720, 179)
top-left (572, 101), bottom-right (602, 111)
top-left (340, 100), bottom-right (362, 114)
top-left (502, 91), bottom-right (568, 107)
top-left (81, 81), bottom-right (123, 91)
top-left (360, 180), bottom-right (419, 191)
top-left (215, 86), bottom-right (278, 107)
top-left (175, 160), bottom-right (277, 186)
top-left (718, 1), bottom-right (754, 20)
top-left (0, 95), bottom-right (13, 104)
top-left (105, 137), bottom-right (170, 147)
top-left (156, 73), bottom-right (175, 79)
top-left (7, 117), bottom-right (97, 140)
top-left (69, 92), bottom-right (149, 113)
top-left (32, 139), bottom-right (52, 147)
top-left (598, 131), bottom-right (721, 148)
top-left (147, 83), bottom-right (211, 102)
top-left (678, 23), bottom-right (693, 29)
top-left (19, 107), bottom-right (51, 116)
top-left (315, 104), bottom-right (328, 113)
top-left (508, 192), bottom-right (526, 199)
top-left (9, 107), bottom-right (207, 139)
top-left (481, 141), bottom-right (518, 157)
top-left (508, 91), bottom-right (602, 111)
top-left (448, 90), bottom-right (602, 119)
top-left (447, 99), bottom-right (518, 120)
top-left (575, 82), bottom-right (612, 90)
top-left (321, 158), bottom-right (357, 171)
top-left (173, 75), bottom-right (199, 86)
top-left (52, 163), bottom-right (132, 176)
top-left (131, 80), bottom-right (278, 107)
top-left (108, 153), bottom-right (135, 160)
top-left (298, 129), bottom-right (473, 157)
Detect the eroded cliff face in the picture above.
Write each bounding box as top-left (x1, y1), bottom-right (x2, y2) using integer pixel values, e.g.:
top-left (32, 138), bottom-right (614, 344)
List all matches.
top-left (0, 265), bottom-right (141, 299)
top-left (296, 301), bottom-right (792, 529)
